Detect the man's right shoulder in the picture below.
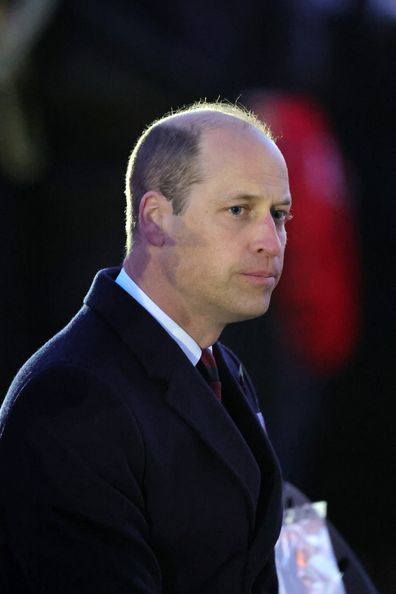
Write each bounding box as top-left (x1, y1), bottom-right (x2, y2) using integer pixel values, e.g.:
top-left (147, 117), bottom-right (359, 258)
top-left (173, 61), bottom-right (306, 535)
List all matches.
top-left (0, 303), bottom-right (141, 435)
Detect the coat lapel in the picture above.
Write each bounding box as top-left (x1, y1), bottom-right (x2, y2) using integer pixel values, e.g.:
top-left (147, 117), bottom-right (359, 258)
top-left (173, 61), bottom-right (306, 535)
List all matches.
top-left (164, 361), bottom-right (261, 529)
top-left (216, 343), bottom-right (283, 584)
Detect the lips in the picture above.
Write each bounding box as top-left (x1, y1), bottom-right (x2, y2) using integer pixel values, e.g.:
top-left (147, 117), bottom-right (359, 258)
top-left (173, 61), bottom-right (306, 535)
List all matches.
top-left (240, 271), bottom-right (277, 286)
top-left (243, 271), bottom-right (276, 277)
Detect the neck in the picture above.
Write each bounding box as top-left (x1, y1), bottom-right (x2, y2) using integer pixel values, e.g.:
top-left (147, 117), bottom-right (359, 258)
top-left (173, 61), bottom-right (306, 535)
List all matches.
top-left (123, 255), bottom-right (223, 349)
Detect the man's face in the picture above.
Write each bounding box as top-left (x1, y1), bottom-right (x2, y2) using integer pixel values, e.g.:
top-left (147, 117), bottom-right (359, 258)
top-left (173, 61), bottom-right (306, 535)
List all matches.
top-left (158, 124), bottom-right (292, 334)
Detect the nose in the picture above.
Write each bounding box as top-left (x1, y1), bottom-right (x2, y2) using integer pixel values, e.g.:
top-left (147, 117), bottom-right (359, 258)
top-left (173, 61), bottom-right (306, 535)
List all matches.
top-left (250, 212), bottom-right (284, 257)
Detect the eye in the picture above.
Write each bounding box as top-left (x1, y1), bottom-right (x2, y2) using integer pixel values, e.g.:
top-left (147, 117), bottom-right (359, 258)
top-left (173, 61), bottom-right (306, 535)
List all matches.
top-left (271, 208), bottom-right (293, 224)
top-left (228, 205), bottom-right (246, 216)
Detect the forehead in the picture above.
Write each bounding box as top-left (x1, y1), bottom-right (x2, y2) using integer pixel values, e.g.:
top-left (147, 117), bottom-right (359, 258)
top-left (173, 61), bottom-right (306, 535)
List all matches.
top-left (198, 123), bottom-right (289, 192)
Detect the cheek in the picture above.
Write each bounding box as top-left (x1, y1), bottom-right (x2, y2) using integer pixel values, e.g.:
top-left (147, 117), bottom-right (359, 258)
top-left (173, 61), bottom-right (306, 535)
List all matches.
top-left (184, 246), bottom-right (230, 290)
top-left (170, 220), bottom-right (235, 283)
top-left (170, 245), bottom-right (210, 286)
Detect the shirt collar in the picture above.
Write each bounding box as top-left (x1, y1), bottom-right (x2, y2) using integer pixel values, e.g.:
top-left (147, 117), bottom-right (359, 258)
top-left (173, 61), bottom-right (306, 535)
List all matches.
top-left (115, 267), bottom-right (203, 366)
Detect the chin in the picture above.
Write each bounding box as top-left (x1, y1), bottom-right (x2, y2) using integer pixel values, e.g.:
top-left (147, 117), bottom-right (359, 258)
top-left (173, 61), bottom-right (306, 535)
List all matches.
top-left (229, 302), bottom-right (271, 323)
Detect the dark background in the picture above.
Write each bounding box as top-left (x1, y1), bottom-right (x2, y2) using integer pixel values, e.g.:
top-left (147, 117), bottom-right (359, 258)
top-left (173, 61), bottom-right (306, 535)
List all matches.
top-left (1, 1), bottom-right (395, 591)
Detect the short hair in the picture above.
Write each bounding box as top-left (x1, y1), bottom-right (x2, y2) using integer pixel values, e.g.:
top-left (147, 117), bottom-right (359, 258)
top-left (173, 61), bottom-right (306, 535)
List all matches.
top-left (124, 100), bottom-right (274, 254)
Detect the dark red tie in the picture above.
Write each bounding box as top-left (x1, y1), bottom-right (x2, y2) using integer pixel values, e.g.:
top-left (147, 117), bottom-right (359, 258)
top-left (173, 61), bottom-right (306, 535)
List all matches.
top-left (198, 348), bottom-right (222, 401)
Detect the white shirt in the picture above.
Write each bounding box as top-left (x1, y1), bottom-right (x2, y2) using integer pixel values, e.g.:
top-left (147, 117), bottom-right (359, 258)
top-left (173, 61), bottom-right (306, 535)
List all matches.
top-left (115, 267), bottom-right (202, 366)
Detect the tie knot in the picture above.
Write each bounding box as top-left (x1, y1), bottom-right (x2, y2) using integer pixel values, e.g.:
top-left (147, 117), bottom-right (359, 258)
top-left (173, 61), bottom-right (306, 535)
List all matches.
top-left (198, 348), bottom-right (222, 401)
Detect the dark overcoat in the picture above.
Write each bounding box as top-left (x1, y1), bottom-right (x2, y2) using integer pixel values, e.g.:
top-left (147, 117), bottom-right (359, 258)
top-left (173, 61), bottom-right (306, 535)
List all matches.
top-left (0, 267), bottom-right (283, 593)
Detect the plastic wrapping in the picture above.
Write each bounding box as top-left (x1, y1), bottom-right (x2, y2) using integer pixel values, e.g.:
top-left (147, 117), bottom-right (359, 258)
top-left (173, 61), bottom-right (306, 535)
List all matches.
top-left (275, 501), bottom-right (346, 594)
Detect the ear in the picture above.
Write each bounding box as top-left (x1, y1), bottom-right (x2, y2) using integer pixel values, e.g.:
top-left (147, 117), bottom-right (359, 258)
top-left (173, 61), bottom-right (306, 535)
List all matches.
top-left (138, 191), bottom-right (170, 246)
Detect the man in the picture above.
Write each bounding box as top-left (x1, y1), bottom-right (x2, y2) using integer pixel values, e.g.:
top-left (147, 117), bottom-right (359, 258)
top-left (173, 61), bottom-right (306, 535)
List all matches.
top-left (0, 101), bottom-right (292, 593)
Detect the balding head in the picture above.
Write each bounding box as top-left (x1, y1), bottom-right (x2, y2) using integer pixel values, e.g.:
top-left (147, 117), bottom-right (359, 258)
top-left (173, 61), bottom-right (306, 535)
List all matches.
top-left (124, 101), bottom-right (274, 254)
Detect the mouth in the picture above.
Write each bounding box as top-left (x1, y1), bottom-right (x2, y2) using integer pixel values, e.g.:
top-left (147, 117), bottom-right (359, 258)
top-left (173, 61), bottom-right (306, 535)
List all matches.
top-left (240, 272), bottom-right (277, 286)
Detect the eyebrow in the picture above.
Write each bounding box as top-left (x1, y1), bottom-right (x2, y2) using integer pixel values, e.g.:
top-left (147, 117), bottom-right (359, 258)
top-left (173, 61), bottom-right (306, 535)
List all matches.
top-left (222, 193), bottom-right (292, 205)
